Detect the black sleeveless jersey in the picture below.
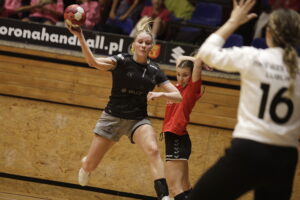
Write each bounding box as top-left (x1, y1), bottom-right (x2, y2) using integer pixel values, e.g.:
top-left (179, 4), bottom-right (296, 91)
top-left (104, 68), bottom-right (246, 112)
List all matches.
top-left (104, 53), bottom-right (169, 120)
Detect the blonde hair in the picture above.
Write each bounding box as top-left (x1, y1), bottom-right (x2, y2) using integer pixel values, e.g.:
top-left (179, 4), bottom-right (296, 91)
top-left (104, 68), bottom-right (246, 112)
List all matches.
top-left (268, 9), bottom-right (300, 96)
top-left (133, 17), bottom-right (153, 41)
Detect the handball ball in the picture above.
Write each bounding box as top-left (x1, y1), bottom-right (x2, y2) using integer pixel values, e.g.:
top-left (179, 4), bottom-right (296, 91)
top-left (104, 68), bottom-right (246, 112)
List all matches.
top-left (64, 4), bottom-right (86, 27)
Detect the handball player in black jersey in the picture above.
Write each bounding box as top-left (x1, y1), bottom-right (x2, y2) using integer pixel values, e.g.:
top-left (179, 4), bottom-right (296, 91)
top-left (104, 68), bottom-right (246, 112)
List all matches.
top-left (67, 17), bottom-right (182, 200)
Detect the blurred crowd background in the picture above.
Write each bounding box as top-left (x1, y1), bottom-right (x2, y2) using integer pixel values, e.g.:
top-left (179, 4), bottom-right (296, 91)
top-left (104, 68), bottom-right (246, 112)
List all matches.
top-left (0, 0), bottom-right (299, 48)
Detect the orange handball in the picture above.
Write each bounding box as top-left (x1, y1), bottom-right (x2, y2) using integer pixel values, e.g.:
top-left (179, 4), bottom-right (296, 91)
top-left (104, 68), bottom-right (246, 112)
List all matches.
top-left (64, 4), bottom-right (86, 27)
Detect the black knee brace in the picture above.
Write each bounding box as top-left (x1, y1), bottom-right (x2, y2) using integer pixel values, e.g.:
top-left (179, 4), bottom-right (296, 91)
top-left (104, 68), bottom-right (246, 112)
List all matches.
top-left (154, 178), bottom-right (169, 200)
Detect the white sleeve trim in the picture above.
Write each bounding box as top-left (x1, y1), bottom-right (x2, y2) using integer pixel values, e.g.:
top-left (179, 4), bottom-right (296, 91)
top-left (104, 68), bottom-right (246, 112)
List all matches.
top-left (109, 56), bottom-right (117, 63)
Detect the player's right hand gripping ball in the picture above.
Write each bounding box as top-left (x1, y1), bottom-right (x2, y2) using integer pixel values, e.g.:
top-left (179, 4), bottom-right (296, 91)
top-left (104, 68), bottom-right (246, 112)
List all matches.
top-left (64, 4), bottom-right (86, 28)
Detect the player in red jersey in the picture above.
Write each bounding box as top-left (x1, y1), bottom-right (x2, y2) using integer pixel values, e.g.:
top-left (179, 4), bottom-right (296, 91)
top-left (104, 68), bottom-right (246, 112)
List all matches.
top-left (162, 56), bottom-right (209, 200)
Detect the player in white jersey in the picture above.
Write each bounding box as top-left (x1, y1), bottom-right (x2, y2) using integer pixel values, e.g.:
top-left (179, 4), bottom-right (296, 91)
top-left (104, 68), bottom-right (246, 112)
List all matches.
top-left (189, 0), bottom-right (300, 199)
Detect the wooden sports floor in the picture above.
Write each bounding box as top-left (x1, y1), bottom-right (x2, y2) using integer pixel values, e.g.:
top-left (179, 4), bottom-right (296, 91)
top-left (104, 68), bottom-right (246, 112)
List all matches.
top-left (0, 177), bottom-right (146, 200)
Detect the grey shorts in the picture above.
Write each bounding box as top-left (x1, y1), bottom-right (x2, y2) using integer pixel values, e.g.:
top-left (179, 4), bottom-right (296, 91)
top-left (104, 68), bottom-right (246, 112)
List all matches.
top-left (93, 111), bottom-right (151, 143)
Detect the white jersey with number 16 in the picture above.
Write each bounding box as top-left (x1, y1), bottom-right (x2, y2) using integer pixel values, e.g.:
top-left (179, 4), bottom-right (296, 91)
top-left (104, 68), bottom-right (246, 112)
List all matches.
top-left (199, 34), bottom-right (300, 147)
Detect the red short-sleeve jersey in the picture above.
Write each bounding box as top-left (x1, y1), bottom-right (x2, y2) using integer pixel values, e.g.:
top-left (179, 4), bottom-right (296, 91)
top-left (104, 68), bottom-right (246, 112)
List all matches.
top-left (162, 79), bottom-right (202, 135)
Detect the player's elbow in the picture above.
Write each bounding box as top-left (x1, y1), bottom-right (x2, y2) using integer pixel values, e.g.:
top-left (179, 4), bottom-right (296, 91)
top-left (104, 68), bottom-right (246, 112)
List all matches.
top-left (87, 59), bottom-right (97, 68)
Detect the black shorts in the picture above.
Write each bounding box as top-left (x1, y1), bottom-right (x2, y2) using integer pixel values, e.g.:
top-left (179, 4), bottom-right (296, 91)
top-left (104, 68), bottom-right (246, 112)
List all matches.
top-left (164, 132), bottom-right (191, 161)
top-left (189, 138), bottom-right (298, 200)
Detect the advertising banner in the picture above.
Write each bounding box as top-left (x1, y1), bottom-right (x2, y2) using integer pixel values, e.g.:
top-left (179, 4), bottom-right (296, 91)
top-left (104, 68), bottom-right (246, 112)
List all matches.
top-left (0, 18), bottom-right (199, 66)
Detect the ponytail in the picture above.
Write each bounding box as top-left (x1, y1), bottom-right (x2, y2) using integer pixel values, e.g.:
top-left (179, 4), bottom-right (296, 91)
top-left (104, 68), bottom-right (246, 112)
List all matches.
top-left (268, 9), bottom-right (300, 96)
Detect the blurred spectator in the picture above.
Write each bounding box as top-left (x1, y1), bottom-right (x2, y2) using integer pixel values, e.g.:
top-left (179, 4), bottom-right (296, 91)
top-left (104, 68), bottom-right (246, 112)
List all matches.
top-left (130, 0), bottom-right (170, 39)
top-left (109, 0), bottom-right (143, 23)
top-left (99, 0), bottom-right (111, 22)
top-left (78, 0), bottom-right (102, 30)
top-left (269, 0), bottom-right (299, 11)
top-left (164, 0), bottom-right (194, 20)
top-left (0, 0), bottom-right (5, 14)
top-left (101, 0), bottom-right (144, 35)
top-left (1, 0), bottom-right (23, 18)
top-left (0, 0), bottom-right (45, 19)
top-left (22, 0), bottom-right (64, 25)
